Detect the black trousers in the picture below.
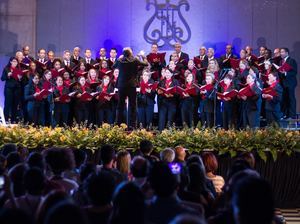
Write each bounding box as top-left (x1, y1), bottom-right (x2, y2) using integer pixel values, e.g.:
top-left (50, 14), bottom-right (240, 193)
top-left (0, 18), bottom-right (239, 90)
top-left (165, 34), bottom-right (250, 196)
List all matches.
top-left (282, 85), bottom-right (297, 118)
top-left (117, 86), bottom-right (137, 128)
top-left (4, 87), bottom-right (21, 123)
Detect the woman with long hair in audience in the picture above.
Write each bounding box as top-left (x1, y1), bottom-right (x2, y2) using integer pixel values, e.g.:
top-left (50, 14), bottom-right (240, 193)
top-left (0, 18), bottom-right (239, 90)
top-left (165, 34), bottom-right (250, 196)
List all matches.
top-left (202, 152), bottom-right (225, 195)
top-left (116, 150), bottom-right (132, 180)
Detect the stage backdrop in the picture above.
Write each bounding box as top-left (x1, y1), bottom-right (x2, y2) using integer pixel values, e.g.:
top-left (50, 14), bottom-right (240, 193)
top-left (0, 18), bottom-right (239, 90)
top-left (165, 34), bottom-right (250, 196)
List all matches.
top-left (0, 0), bottom-right (300, 110)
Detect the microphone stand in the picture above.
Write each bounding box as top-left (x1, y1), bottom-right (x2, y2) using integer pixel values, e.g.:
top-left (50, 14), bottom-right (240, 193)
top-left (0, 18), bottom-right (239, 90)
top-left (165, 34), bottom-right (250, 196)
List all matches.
top-left (208, 68), bottom-right (230, 128)
top-left (49, 79), bottom-right (55, 127)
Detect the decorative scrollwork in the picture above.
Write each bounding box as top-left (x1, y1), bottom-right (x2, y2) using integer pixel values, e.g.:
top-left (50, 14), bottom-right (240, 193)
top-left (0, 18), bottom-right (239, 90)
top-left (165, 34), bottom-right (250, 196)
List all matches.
top-left (144, 0), bottom-right (192, 50)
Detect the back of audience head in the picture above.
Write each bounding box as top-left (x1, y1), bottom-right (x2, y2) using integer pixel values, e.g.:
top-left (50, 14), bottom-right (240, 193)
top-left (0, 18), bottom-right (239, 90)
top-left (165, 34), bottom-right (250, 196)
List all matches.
top-left (139, 140), bottom-right (153, 156)
top-left (148, 161), bottom-right (178, 198)
top-left (226, 159), bottom-right (251, 181)
top-left (130, 156), bottom-right (149, 179)
top-left (36, 190), bottom-right (70, 224)
top-left (186, 154), bottom-right (205, 172)
top-left (44, 201), bottom-right (88, 224)
top-left (160, 148), bottom-right (175, 163)
top-left (116, 150), bottom-right (131, 175)
top-left (202, 152), bottom-right (218, 174)
top-left (24, 167), bottom-right (45, 195)
top-left (174, 146), bottom-right (187, 162)
top-left (0, 208), bottom-right (33, 224)
top-left (187, 163), bottom-right (208, 194)
top-left (170, 214), bottom-right (207, 224)
top-left (232, 176), bottom-right (274, 224)
top-left (100, 144), bottom-right (116, 167)
top-left (26, 152), bottom-right (45, 171)
top-left (6, 152), bottom-right (22, 171)
top-left (109, 182), bottom-right (145, 224)
top-left (72, 149), bottom-right (87, 169)
top-left (44, 147), bottom-right (75, 175)
top-left (84, 171), bottom-right (116, 206)
top-left (238, 152), bottom-right (255, 169)
top-left (8, 163), bottom-right (28, 197)
top-left (1, 143), bottom-right (17, 158)
top-left (79, 162), bottom-right (96, 183)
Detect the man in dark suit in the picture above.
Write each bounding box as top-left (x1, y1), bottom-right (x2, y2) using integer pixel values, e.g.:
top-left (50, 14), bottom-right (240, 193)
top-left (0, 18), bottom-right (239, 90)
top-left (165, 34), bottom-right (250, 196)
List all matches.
top-left (279, 47), bottom-right (298, 119)
top-left (22, 45), bottom-right (35, 64)
top-left (169, 42), bottom-right (189, 65)
top-left (113, 47), bottom-right (148, 129)
top-left (62, 50), bottom-right (77, 77)
top-left (70, 47), bottom-right (82, 64)
top-left (219, 44), bottom-right (238, 69)
top-left (84, 49), bottom-right (96, 65)
top-left (35, 48), bottom-right (48, 76)
top-left (196, 46), bottom-right (209, 69)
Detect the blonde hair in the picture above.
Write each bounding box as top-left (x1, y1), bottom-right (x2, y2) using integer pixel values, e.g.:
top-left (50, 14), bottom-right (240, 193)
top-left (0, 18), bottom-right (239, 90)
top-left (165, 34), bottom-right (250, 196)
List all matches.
top-left (116, 150), bottom-right (131, 175)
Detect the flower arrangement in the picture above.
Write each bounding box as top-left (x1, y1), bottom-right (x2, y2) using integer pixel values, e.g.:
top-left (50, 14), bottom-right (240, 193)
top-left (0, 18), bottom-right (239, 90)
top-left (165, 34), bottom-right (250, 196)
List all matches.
top-left (0, 124), bottom-right (299, 161)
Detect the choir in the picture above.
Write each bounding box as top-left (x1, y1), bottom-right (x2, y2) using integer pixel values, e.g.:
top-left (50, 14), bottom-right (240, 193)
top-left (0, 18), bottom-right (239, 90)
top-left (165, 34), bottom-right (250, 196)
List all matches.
top-left (1, 43), bottom-right (298, 130)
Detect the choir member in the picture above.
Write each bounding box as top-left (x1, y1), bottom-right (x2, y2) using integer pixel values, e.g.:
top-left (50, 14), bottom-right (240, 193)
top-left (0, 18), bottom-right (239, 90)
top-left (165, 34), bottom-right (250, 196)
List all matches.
top-left (111, 68), bottom-right (119, 124)
top-left (28, 61), bottom-right (39, 79)
top-left (99, 60), bottom-right (111, 80)
top-left (262, 72), bottom-right (283, 125)
top-left (74, 76), bottom-right (92, 124)
top-left (273, 48), bottom-right (280, 58)
top-left (169, 42), bottom-right (189, 65)
top-left (157, 68), bottom-right (179, 131)
top-left (245, 46), bottom-right (257, 66)
top-left (84, 49), bottom-right (96, 65)
top-left (207, 59), bottom-right (220, 81)
top-left (137, 70), bottom-right (156, 128)
top-left (239, 49), bottom-right (247, 61)
top-left (35, 48), bottom-right (48, 76)
top-left (1, 57), bottom-right (22, 123)
top-left (237, 60), bottom-right (250, 85)
top-left (70, 47), bottom-right (82, 64)
top-left (146, 43), bottom-right (166, 81)
top-left (62, 71), bottom-right (73, 88)
top-left (46, 50), bottom-right (55, 70)
top-left (207, 48), bottom-right (215, 61)
top-left (62, 50), bottom-right (76, 77)
top-left (108, 48), bottom-right (118, 69)
top-left (24, 74), bottom-right (45, 126)
top-left (75, 61), bottom-right (88, 78)
top-left (239, 71), bottom-right (262, 129)
top-left (97, 47), bottom-right (107, 62)
top-left (259, 46), bottom-right (267, 58)
top-left (96, 75), bottom-right (115, 125)
top-left (278, 47), bottom-right (298, 119)
top-left (87, 68), bottom-right (100, 91)
top-left (260, 60), bottom-right (272, 86)
top-left (22, 45), bottom-right (34, 64)
top-left (187, 59), bottom-right (199, 82)
top-left (51, 59), bottom-right (64, 79)
top-left (51, 76), bottom-right (70, 127)
top-left (219, 44), bottom-right (238, 69)
top-left (218, 74), bottom-right (236, 130)
top-left (170, 52), bottom-right (184, 84)
top-left (200, 72), bottom-right (215, 128)
top-left (41, 70), bottom-right (53, 126)
top-left (179, 70), bottom-right (198, 128)
top-left (197, 46), bottom-right (209, 69)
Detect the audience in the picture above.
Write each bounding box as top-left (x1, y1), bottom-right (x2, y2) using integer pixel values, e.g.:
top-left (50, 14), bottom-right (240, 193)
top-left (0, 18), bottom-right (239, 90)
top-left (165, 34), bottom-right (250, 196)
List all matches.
top-left (0, 142), bottom-right (283, 224)
top-left (160, 148), bottom-right (175, 163)
top-left (202, 152), bottom-right (225, 194)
